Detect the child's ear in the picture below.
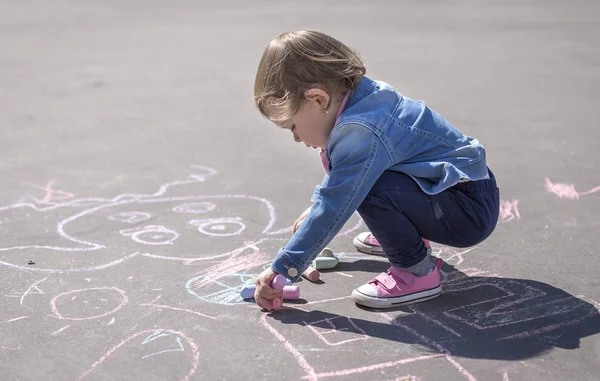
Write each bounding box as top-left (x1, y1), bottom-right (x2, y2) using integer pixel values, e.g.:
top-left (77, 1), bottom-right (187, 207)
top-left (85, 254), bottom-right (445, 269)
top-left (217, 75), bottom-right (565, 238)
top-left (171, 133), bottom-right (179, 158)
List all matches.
top-left (304, 88), bottom-right (330, 110)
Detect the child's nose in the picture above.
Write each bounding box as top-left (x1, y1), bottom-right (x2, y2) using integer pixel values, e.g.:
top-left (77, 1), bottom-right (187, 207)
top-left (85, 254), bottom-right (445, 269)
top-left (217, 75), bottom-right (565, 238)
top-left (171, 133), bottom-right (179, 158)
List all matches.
top-left (293, 132), bottom-right (301, 143)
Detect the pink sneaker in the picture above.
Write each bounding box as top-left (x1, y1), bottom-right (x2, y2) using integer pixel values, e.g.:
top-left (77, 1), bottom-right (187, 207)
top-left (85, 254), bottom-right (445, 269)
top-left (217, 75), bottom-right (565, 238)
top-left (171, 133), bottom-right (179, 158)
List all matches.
top-left (351, 258), bottom-right (443, 309)
top-left (353, 232), bottom-right (432, 257)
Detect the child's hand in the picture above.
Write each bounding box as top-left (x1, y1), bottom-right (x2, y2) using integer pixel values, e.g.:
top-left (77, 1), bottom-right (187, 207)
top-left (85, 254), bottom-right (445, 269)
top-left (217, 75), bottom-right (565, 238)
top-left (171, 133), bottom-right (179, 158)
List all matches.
top-left (254, 267), bottom-right (283, 311)
top-left (293, 205), bottom-right (313, 233)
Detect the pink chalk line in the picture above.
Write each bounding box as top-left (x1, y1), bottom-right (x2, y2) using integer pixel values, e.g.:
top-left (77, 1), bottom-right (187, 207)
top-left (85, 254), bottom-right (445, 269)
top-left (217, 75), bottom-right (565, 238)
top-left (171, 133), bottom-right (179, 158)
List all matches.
top-left (262, 307), bottom-right (462, 380)
top-left (545, 177), bottom-right (600, 200)
top-left (303, 316), bottom-right (369, 346)
top-left (499, 199), bottom-right (520, 222)
top-left (260, 314), bottom-right (318, 381)
top-left (77, 329), bottom-right (199, 381)
top-left (191, 245), bottom-right (271, 289)
top-left (304, 354), bottom-right (444, 379)
top-left (381, 313), bottom-right (478, 381)
top-left (0, 164), bottom-right (215, 213)
top-left (30, 180), bottom-right (75, 203)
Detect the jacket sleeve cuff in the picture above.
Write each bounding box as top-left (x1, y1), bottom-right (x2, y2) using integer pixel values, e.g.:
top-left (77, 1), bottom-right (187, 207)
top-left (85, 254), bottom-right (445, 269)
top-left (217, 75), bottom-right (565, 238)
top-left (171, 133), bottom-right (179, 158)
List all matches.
top-left (310, 184), bottom-right (322, 203)
top-left (270, 249), bottom-right (307, 282)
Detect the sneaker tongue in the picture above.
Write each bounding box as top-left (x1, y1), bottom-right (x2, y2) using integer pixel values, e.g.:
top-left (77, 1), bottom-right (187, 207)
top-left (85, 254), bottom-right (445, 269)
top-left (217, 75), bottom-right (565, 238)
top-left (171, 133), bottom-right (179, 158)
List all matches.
top-left (364, 234), bottom-right (380, 246)
top-left (388, 267), bottom-right (416, 285)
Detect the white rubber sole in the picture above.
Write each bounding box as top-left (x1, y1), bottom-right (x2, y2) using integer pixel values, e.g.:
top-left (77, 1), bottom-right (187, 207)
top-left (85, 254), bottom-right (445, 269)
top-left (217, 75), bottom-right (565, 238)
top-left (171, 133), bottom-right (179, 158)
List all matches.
top-left (353, 234), bottom-right (385, 255)
top-left (351, 286), bottom-right (442, 309)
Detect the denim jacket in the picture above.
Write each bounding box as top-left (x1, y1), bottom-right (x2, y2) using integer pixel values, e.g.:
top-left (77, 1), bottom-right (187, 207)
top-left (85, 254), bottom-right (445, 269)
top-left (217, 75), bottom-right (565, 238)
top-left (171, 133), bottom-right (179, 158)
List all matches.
top-left (271, 76), bottom-right (489, 281)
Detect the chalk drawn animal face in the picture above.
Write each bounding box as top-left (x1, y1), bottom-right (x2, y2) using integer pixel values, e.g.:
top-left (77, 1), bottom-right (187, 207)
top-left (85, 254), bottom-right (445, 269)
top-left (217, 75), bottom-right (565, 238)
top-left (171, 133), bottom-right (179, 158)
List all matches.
top-left (0, 166), bottom-right (288, 272)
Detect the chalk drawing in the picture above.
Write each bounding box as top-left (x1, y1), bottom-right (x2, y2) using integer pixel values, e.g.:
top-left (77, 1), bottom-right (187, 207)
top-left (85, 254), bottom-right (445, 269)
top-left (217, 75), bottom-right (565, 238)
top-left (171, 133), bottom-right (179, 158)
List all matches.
top-left (0, 165), bottom-right (308, 273)
top-left (260, 314), bottom-right (318, 381)
top-left (381, 313), bottom-right (478, 381)
top-left (141, 331), bottom-right (185, 359)
top-left (186, 243), bottom-right (274, 305)
top-left (140, 302), bottom-right (216, 320)
top-left (5, 316), bottom-right (29, 323)
top-left (50, 287), bottom-right (128, 321)
top-left (545, 177), bottom-right (600, 200)
top-left (303, 316), bottom-right (369, 346)
top-left (189, 217), bottom-right (246, 237)
top-left (499, 199), bottom-right (520, 222)
top-left (442, 278), bottom-right (598, 335)
top-left (51, 325), bottom-right (70, 336)
top-left (28, 180), bottom-right (75, 204)
top-left (172, 202), bottom-right (216, 214)
top-left (19, 277), bottom-right (47, 309)
top-left (77, 329), bottom-right (199, 381)
top-left (119, 225), bottom-right (180, 245)
top-left (108, 211), bottom-right (152, 224)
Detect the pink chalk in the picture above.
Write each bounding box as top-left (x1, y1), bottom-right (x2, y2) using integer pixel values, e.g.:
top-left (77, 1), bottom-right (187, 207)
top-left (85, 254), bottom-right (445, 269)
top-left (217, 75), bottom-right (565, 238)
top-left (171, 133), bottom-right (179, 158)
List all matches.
top-left (282, 286), bottom-right (300, 300)
top-left (302, 266), bottom-right (320, 282)
top-left (241, 285), bottom-right (300, 300)
top-left (271, 274), bottom-right (287, 291)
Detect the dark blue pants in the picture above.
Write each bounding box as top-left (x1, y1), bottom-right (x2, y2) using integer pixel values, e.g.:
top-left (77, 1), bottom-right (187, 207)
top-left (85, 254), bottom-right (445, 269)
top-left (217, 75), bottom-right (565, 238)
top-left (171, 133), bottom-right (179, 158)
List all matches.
top-left (356, 169), bottom-right (500, 268)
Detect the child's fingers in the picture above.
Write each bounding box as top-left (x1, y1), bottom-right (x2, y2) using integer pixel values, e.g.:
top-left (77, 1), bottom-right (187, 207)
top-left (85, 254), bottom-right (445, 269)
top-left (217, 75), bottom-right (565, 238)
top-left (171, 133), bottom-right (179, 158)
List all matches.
top-left (261, 286), bottom-right (282, 300)
top-left (255, 279), bottom-right (281, 299)
top-left (255, 293), bottom-right (282, 311)
top-left (255, 293), bottom-right (273, 310)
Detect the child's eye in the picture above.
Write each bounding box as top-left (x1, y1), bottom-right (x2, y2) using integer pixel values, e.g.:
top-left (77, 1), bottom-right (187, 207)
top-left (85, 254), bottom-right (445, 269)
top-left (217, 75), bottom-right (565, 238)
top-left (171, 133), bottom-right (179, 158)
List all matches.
top-left (291, 125), bottom-right (296, 131)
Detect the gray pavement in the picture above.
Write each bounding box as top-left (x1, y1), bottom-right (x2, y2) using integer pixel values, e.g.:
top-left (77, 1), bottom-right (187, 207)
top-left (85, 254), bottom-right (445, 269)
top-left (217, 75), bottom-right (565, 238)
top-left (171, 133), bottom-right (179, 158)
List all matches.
top-left (1, 1), bottom-right (599, 380)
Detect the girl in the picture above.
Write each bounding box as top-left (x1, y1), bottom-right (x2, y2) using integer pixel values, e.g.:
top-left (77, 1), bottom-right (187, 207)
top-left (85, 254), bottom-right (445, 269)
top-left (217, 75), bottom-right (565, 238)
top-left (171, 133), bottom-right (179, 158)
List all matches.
top-left (253, 31), bottom-right (499, 310)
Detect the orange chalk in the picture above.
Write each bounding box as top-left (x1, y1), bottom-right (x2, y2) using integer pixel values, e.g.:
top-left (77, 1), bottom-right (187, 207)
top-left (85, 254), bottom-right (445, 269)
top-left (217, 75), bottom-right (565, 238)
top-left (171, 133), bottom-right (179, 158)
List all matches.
top-left (302, 266), bottom-right (320, 282)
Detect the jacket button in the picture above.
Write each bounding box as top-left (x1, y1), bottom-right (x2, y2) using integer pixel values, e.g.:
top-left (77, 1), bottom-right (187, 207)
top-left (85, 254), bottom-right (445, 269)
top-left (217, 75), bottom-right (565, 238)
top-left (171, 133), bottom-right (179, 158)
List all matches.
top-left (287, 268), bottom-right (298, 277)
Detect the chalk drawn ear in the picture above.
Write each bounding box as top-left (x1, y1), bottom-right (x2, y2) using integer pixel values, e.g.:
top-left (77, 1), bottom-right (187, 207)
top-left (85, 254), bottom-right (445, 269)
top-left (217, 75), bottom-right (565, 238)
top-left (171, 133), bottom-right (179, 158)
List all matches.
top-left (108, 211), bottom-right (152, 224)
top-left (188, 218), bottom-right (245, 237)
top-left (172, 202), bottom-right (216, 214)
top-left (119, 225), bottom-right (179, 245)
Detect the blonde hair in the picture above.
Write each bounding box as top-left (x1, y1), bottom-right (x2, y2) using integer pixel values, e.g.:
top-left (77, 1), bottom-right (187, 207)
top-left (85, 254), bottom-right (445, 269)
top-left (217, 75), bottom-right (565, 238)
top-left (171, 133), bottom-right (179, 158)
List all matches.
top-left (254, 30), bottom-right (366, 124)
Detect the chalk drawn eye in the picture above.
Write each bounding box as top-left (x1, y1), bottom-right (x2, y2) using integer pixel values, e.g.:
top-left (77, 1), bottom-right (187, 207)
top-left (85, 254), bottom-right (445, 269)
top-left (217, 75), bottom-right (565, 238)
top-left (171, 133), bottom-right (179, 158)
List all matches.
top-left (108, 212), bottom-right (152, 224)
top-left (189, 218), bottom-right (245, 237)
top-left (119, 225), bottom-right (179, 245)
top-left (172, 202), bottom-right (216, 214)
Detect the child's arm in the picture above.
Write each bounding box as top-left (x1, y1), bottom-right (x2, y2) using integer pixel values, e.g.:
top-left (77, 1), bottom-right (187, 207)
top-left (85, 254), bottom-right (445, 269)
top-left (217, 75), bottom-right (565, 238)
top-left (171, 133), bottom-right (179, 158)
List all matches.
top-left (293, 205), bottom-right (312, 234)
top-left (270, 123), bottom-right (393, 281)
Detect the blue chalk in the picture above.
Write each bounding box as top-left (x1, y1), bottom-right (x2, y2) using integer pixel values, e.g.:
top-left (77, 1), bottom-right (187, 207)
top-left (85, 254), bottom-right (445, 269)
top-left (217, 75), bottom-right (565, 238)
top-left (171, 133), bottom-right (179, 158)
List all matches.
top-left (240, 285), bottom-right (255, 299)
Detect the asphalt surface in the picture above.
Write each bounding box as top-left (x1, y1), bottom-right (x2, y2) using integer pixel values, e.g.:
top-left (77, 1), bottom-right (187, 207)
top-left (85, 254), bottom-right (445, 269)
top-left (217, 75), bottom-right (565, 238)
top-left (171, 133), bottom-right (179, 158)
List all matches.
top-left (1, 1), bottom-right (599, 380)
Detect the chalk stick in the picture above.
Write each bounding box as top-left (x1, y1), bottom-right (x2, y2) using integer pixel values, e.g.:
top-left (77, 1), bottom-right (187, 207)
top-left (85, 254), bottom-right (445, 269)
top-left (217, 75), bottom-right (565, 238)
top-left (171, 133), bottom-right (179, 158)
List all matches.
top-left (320, 247), bottom-right (336, 257)
top-left (240, 285), bottom-right (299, 300)
top-left (302, 266), bottom-right (320, 282)
top-left (271, 274), bottom-right (287, 290)
top-left (240, 285), bottom-right (255, 299)
top-left (311, 256), bottom-right (339, 270)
